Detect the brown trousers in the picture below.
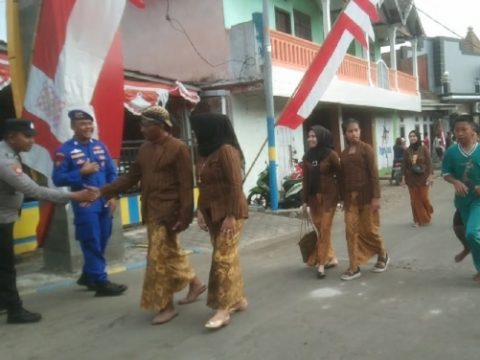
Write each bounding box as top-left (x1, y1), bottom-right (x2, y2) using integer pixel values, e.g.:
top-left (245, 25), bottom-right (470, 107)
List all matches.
top-left (141, 222), bottom-right (195, 311)
top-left (307, 196), bottom-right (337, 266)
top-left (205, 219), bottom-right (246, 310)
top-left (408, 185), bottom-right (433, 225)
top-left (344, 195), bottom-right (386, 270)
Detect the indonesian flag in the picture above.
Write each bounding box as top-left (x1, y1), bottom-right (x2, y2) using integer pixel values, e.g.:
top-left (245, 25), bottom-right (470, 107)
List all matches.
top-left (21, 0), bottom-right (129, 243)
top-left (277, 0), bottom-right (380, 129)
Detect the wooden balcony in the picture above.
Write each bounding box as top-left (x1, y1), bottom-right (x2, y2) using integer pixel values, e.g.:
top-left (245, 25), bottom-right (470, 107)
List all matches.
top-left (270, 29), bottom-right (417, 95)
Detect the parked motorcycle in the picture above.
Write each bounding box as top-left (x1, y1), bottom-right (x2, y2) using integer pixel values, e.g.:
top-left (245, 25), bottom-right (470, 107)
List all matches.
top-left (247, 164), bottom-right (304, 209)
top-left (390, 160), bottom-right (403, 186)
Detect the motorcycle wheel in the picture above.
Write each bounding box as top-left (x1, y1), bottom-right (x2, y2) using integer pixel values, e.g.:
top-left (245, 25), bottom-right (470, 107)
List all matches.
top-left (247, 193), bottom-right (268, 209)
top-left (394, 171), bottom-right (402, 186)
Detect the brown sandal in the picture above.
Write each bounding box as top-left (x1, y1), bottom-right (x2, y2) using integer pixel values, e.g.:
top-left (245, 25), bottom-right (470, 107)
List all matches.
top-left (371, 253), bottom-right (390, 273)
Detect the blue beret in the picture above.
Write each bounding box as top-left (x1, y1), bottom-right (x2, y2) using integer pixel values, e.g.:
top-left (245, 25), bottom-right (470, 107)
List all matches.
top-left (68, 110), bottom-right (93, 122)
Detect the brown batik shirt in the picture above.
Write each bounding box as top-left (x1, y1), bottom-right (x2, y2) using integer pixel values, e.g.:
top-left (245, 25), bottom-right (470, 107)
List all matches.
top-left (101, 135), bottom-right (193, 228)
top-left (197, 144), bottom-right (248, 223)
top-left (302, 150), bottom-right (341, 209)
top-left (340, 141), bottom-right (381, 208)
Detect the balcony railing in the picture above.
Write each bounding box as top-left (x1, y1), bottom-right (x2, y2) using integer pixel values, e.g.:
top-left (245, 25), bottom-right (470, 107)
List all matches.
top-left (270, 29), bottom-right (418, 95)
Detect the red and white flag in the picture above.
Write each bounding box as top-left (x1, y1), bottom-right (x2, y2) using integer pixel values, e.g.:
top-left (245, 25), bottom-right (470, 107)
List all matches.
top-left (21, 0), bottom-right (131, 243)
top-left (277, 0), bottom-right (380, 129)
top-left (22, 0), bottom-right (128, 177)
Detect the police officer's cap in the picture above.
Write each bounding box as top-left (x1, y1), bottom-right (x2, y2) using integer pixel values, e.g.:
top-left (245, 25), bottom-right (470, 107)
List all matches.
top-left (4, 118), bottom-right (37, 137)
top-left (68, 109), bottom-right (94, 122)
top-left (141, 106), bottom-right (173, 128)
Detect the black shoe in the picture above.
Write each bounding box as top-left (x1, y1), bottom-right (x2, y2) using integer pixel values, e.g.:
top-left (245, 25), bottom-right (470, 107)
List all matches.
top-left (94, 281), bottom-right (127, 297)
top-left (7, 307), bottom-right (42, 324)
top-left (77, 273), bottom-right (97, 291)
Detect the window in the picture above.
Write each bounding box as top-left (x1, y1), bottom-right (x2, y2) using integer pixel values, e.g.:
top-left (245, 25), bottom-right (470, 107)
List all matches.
top-left (293, 10), bottom-right (312, 41)
top-left (400, 126), bottom-right (405, 139)
top-left (275, 8), bottom-right (291, 34)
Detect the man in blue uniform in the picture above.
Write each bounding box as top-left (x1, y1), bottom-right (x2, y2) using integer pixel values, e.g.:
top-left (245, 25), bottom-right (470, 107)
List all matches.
top-left (52, 110), bottom-right (127, 297)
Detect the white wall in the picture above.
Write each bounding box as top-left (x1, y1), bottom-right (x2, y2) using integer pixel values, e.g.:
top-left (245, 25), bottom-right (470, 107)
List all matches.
top-left (374, 117), bottom-right (395, 169)
top-left (230, 92), bottom-right (305, 194)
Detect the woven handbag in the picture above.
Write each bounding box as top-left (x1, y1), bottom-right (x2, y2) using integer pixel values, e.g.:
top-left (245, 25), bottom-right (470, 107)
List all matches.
top-left (298, 212), bottom-right (317, 263)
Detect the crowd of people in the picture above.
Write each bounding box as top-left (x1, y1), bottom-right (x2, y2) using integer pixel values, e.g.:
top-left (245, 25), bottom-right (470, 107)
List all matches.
top-left (0, 107), bottom-right (478, 333)
top-left (303, 114), bottom-right (480, 290)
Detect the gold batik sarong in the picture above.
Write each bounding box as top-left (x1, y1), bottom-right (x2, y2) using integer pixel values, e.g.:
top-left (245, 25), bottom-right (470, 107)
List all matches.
top-left (344, 192), bottom-right (386, 270)
top-left (141, 222), bottom-right (195, 311)
top-left (408, 185), bottom-right (433, 225)
top-left (206, 219), bottom-right (245, 310)
top-left (306, 197), bottom-right (337, 266)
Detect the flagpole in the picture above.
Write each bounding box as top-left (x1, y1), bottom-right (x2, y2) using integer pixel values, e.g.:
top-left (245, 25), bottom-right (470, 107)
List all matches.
top-left (262, 0), bottom-right (279, 210)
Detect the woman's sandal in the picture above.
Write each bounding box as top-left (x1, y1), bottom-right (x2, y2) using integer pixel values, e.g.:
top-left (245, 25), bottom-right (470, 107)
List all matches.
top-left (205, 312), bottom-right (231, 329)
top-left (229, 298), bottom-right (248, 314)
top-left (371, 253), bottom-right (390, 273)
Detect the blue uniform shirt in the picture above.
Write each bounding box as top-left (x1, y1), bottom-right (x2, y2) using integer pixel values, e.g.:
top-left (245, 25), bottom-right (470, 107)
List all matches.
top-left (52, 138), bottom-right (117, 214)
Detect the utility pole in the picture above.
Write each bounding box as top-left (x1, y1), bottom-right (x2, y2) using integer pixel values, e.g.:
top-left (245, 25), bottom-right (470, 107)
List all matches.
top-left (262, 0), bottom-right (279, 210)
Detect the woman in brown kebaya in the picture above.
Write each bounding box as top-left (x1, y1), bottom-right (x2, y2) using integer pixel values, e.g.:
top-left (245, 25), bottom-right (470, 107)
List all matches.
top-left (190, 113), bottom-right (248, 330)
top-left (402, 130), bottom-right (434, 227)
top-left (302, 125), bottom-right (340, 279)
top-left (339, 118), bottom-right (390, 281)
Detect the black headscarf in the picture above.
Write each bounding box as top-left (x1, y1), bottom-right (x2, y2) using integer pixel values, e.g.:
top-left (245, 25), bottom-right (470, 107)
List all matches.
top-left (189, 112), bottom-right (244, 160)
top-left (408, 130), bottom-right (422, 151)
top-left (303, 125), bottom-right (334, 196)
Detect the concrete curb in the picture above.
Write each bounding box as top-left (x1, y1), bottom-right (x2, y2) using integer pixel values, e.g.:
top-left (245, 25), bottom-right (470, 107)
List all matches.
top-left (17, 247), bottom-right (213, 297)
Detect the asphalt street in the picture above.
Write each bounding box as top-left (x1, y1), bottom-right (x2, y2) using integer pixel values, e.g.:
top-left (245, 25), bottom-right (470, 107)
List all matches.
top-left (2, 178), bottom-right (479, 360)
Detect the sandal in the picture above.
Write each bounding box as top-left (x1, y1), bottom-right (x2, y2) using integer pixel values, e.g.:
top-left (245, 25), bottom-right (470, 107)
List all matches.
top-left (340, 268), bottom-right (361, 281)
top-left (371, 253), bottom-right (390, 273)
top-left (325, 261), bottom-right (338, 269)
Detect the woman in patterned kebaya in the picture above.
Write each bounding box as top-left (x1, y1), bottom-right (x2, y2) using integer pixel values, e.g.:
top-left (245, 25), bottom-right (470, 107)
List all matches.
top-left (190, 113), bottom-right (248, 330)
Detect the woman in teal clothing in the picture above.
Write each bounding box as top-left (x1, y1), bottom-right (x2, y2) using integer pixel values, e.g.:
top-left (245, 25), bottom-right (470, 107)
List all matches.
top-left (442, 114), bottom-right (480, 282)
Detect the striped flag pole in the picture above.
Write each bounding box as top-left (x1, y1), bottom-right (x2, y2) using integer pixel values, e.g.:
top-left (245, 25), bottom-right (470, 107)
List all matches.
top-left (277, 0), bottom-right (380, 129)
top-left (263, 0), bottom-right (279, 210)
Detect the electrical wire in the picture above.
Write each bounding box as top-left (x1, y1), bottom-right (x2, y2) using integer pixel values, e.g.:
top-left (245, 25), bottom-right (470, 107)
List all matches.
top-left (165, 0), bottom-right (255, 69)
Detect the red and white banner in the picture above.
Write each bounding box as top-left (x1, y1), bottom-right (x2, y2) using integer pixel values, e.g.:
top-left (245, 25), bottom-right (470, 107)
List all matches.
top-left (0, 53), bottom-right (11, 91)
top-left (277, 0), bottom-right (380, 129)
top-left (22, 0), bottom-right (128, 179)
top-left (20, 0), bottom-right (132, 244)
top-left (124, 79), bottom-right (200, 115)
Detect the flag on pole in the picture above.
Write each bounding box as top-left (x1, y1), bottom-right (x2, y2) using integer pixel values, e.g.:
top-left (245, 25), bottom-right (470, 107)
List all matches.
top-left (277, 0), bottom-right (380, 129)
top-left (21, 0), bottom-right (130, 243)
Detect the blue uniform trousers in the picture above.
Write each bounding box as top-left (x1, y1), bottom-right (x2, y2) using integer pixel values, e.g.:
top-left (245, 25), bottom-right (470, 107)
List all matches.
top-left (459, 200), bottom-right (480, 273)
top-left (75, 210), bottom-right (112, 283)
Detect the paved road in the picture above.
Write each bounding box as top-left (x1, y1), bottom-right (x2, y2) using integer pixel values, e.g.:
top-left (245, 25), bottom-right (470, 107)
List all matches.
top-left (2, 179), bottom-right (479, 360)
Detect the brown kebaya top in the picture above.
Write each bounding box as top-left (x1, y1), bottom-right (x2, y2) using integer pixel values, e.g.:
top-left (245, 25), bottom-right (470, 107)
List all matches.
top-left (101, 135), bottom-right (193, 228)
top-left (302, 150), bottom-right (341, 209)
top-left (403, 145), bottom-right (433, 187)
top-left (339, 141), bottom-right (381, 207)
top-left (197, 144), bottom-right (248, 223)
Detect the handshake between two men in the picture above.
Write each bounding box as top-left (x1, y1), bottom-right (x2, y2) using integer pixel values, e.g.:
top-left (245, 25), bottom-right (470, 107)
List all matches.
top-left (70, 186), bottom-right (116, 212)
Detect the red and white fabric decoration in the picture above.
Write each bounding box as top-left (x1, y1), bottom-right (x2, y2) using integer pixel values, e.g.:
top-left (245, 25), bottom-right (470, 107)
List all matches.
top-left (22, 0), bottom-right (128, 177)
top-left (0, 52), bottom-right (11, 91)
top-left (124, 79), bottom-right (200, 115)
top-left (20, 0), bottom-right (132, 244)
top-left (277, 0), bottom-right (380, 129)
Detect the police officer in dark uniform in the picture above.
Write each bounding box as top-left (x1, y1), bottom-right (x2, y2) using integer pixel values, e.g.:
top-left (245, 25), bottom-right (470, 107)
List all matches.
top-left (0, 119), bottom-right (95, 324)
top-left (52, 110), bottom-right (127, 297)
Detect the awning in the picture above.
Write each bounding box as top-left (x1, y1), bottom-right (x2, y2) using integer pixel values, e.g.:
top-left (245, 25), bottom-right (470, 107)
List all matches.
top-left (124, 79), bottom-right (200, 115)
top-left (0, 52), bottom-right (11, 91)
